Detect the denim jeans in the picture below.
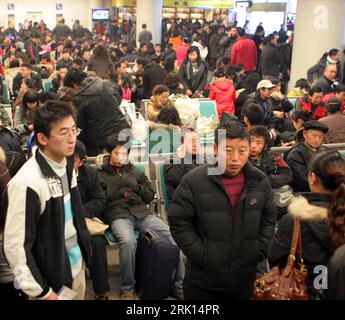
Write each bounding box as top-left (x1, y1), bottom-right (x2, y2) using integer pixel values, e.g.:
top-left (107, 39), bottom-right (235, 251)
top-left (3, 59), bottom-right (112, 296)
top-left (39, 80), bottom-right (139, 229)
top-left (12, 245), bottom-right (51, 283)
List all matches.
top-left (111, 214), bottom-right (185, 294)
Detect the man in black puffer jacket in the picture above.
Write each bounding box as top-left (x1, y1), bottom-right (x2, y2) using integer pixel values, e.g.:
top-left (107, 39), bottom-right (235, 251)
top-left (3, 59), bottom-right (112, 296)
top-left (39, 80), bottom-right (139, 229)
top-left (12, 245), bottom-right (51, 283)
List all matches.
top-left (169, 122), bottom-right (277, 300)
top-left (64, 69), bottom-right (130, 156)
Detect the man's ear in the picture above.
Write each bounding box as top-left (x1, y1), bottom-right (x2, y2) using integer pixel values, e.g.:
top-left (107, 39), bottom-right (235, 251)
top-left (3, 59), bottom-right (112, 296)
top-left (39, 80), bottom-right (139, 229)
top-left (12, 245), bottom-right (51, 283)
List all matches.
top-left (36, 132), bottom-right (48, 146)
top-left (308, 172), bottom-right (318, 186)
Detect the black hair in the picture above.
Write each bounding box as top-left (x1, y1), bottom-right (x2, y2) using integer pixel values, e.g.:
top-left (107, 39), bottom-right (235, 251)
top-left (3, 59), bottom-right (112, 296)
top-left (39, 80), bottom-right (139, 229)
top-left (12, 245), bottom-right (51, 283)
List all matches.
top-left (115, 61), bottom-right (126, 69)
top-left (22, 89), bottom-right (39, 120)
top-left (105, 133), bottom-right (132, 154)
top-left (73, 57), bottom-right (83, 67)
top-left (9, 59), bottom-right (20, 68)
top-left (62, 48), bottom-right (70, 55)
top-left (309, 86), bottom-right (323, 96)
top-left (326, 97), bottom-right (342, 114)
top-left (164, 57), bottom-right (175, 73)
top-left (295, 78), bottom-right (310, 92)
top-left (244, 72), bottom-right (261, 92)
top-left (181, 128), bottom-right (199, 144)
top-left (262, 34), bottom-right (275, 46)
top-left (21, 62), bottom-right (32, 69)
top-left (215, 121), bottom-right (250, 146)
top-left (22, 78), bottom-right (35, 89)
top-left (329, 48), bottom-right (339, 57)
top-left (226, 65), bottom-right (236, 79)
top-left (34, 100), bottom-right (76, 142)
top-left (93, 45), bottom-right (110, 59)
top-left (157, 106), bottom-right (181, 127)
top-left (136, 58), bottom-right (150, 67)
top-left (291, 110), bottom-right (313, 122)
top-left (187, 46), bottom-right (201, 63)
top-left (64, 68), bottom-right (87, 88)
top-left (249, 125), bottom-right (270, 145)
top-left (214, 69), bottom-right (226, 78)
top-left (335, 84), bottom-right (345, 94)
top-left (237, 27), bottom-right (245, 37)
top-left (119, 72), bottom-right (133, 89)
top-left (153, 85), bottom-right (169, 96)
top-left (308, 150), bottom-right (345, 250)
top-left (140, 42), bottom-right (148, 49)
top-left (74, 140), bottom-right (87, 160)
top-left (56, 63), bottom-right (69, 71)
top-left (243, 103), bottom-right (264, 125)
top-left (39, 91), bottom-right (57, 103)
top-left (142, 24), bottom-right (147, 29)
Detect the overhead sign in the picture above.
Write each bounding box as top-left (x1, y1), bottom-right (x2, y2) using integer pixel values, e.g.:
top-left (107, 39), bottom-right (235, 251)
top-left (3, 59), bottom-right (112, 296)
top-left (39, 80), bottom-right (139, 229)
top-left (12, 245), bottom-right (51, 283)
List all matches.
top-left (7, 3), bottom-right (15, 10)
top-left (112, 0), bottom-right (234, 8)
top-left (56, 3), bottom-right (63, 10)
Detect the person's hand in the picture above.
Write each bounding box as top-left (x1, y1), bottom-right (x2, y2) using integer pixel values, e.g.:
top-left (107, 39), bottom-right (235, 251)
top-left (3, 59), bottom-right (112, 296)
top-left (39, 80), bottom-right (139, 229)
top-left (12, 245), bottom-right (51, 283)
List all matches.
top-left (177, 144), bottom-right (186, 158)
top-left (186, 89), bottom-right (193, 96)
top-left (273, 111), bottom-right (285, 119)
top-left (271, 91), bottom-right (284, 100)
top-left (45, 291), bottom-right (59, 300)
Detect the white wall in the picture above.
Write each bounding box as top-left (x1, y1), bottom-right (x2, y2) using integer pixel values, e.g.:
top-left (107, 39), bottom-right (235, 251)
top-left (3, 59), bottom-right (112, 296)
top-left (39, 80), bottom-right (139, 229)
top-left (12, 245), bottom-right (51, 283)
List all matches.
top-left (0, 0), bottom-right (106, 31)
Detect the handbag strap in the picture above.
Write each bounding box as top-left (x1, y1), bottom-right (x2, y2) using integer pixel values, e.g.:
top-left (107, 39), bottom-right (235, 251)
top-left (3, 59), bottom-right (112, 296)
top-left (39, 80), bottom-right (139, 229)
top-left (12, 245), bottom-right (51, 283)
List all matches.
top-left (283, 217), bottom-right (302, 276)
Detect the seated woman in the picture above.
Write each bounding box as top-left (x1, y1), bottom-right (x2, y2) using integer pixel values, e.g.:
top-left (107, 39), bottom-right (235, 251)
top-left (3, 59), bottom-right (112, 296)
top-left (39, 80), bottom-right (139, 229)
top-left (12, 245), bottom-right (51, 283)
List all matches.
top-left (149, 105), bottom-right (182, 130)
top-left (147, 85), bottom-right (173, 122)
top-left (288, 78), bottom-right (310, 97)
top-left (269, 150), bottom-right (344, 299)
top-left (14, 89), bottom-right (39, 141)
top-left (98, 134), bottom-right (185, 300)
top-left (51, 64), bottom-right (69, 93)
top-left (290, 110), bottom-right (313, 144)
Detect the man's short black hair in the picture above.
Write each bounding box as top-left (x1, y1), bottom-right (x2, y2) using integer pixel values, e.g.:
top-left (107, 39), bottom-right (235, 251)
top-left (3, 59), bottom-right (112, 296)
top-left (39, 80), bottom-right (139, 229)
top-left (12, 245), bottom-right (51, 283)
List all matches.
top-left (74, 140), bottom-right (87, 160)
top-left (309, 86), bottom-right (323, 96)
top-left (105, 133), bottom-right (132, 154)
top-left (142, 24), bottom-right (147, 29)
top-left (215, 121), bottom-right (250, 146)
top-left (34, 100), bottom-right (76, 142)
top-left (64, 68), bottom-right (87, 88)
top-left (243, 103), bottom-right (264, 126)
top-left (21, 62), bottom-right (32, 69)
top-left (335, 84), bottom-right (345, 94)
top-left (136, 58), bottom-right (150, 67)
top-left (326, 97), bottom-right (342, 114)
top-left (249, 125), bottom-right (271, 145)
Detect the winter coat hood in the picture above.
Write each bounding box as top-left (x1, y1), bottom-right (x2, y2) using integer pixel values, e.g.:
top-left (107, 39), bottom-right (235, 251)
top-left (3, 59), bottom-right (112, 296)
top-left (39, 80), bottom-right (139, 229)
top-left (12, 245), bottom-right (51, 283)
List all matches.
top-left (288, 194), bottom-right (329, 222)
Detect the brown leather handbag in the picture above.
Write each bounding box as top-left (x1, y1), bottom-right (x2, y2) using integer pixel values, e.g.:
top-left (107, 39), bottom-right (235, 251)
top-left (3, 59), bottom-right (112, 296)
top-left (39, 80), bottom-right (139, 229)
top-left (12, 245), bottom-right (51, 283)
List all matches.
top-left (253, 218), bottom-right (309, 300)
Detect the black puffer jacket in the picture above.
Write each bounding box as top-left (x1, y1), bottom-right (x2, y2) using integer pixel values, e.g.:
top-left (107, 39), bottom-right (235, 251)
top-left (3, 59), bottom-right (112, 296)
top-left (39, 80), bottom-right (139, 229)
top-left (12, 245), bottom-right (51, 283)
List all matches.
top-left (261, 43), bottom-right (284, 78)
top-left (168, 163), bottom-right (277, 293)
top-left (179, 59), bottom-right (209, 95)
top-left (77, 164), bottom-right (106, 218)
top-left (269, 193), bottom-right (333, 299)
top-left (99, 162), bottom-right (155, 224)
top-left (73, 77), bottom-right (130, 156)
top-left (143, 63), bottom-right (167, 99)
top-left (163, 155), bottom-right (201, 201)
top-left (285, 143), bottom-right (327, 192)
top-left (249, 150), bottom-right (292, 189)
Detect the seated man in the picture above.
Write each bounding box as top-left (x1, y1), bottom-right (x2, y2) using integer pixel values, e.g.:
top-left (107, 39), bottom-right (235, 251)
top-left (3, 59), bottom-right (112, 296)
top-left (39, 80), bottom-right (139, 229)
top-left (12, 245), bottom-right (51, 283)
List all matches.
top-left (295, 86), bottom-right (326, 120)
top-left (73, 141), bottom-right (110, 300)
top-left (164, 129), bottom-right (202, 202)
top-left (99, 134), bottom-right (185, 300)
top-left (249, 126), bottom-right (292, 189)
top-left (286, 120), bottom-right (329, 192)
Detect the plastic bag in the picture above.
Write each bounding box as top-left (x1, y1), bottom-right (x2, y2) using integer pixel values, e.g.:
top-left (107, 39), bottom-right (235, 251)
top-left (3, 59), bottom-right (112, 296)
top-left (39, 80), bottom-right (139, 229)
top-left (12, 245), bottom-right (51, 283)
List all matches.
top-left (196, 116), bottom-right (218, 136)
top-left (174, 98), bottom-right (200, 129)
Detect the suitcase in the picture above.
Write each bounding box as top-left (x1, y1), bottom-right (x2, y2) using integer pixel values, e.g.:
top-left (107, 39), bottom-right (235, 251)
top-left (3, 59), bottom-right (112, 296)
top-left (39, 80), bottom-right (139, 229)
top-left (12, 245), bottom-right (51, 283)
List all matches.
top-left (135, 228), bottom-right (180, 300)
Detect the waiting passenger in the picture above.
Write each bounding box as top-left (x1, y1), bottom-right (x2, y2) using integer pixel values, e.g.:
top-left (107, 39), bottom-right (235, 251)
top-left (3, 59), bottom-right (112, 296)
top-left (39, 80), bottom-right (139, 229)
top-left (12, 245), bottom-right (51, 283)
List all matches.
top-left (147, 85), bottom-right (173, 122)
top-left (286, 120), bottom-right (329, 192)
top-left (99, 134), bottom-right (185, 300)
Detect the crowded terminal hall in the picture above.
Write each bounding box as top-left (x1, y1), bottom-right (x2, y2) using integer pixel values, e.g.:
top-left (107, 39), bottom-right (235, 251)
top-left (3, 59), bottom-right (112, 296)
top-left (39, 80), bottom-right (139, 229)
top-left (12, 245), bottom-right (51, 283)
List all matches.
top-left (1, 0), bottom-right (345, 303)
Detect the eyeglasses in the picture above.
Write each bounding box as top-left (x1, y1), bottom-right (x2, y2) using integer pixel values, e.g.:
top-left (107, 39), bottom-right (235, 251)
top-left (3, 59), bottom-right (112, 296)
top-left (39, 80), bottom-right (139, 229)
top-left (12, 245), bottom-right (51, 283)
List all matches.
top-left (50, 127), bottom-right (82, 140)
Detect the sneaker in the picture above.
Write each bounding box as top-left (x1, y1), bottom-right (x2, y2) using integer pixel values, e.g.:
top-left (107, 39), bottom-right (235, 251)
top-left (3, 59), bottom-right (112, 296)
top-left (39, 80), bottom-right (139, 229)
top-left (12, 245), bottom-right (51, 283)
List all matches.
top-left (119, 292), bottom-right (138, 300)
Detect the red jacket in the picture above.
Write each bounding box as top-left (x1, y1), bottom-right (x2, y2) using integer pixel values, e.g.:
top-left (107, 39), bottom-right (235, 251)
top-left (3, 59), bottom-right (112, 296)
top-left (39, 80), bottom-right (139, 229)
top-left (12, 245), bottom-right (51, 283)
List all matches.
top-left (176, 43), bottom-right (190, 67)
top-left (231, 36), bottom-right (257, 72)
top-left (209, 79), bottom-right (236, 118)
top-left (299, 97), bottom-right (327, 120)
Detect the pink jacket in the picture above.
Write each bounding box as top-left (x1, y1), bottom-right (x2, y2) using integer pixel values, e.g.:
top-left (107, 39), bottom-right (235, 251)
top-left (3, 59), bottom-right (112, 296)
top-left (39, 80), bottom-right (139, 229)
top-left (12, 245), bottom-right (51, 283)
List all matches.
top-left (209, 79), bottom-right (236, 118)
top-left (121, 86), bottom-right (132, 101)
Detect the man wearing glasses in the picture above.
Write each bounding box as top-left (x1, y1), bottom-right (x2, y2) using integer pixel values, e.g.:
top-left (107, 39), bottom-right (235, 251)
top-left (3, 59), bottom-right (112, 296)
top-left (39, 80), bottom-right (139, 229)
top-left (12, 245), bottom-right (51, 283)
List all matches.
top-left (3, 100), bottom-right (91, 300)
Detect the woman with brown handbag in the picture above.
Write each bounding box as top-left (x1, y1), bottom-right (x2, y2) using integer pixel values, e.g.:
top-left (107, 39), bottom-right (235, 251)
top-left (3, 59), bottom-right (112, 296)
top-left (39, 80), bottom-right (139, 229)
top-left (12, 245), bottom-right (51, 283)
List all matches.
top-left (268, 150), bottom-right (345, 299)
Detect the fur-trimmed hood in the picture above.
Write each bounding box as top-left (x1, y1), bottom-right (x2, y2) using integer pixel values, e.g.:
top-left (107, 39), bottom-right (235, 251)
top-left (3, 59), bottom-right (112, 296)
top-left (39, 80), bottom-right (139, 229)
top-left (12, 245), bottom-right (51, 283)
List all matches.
top-left (148, 121), bottom-right (181, 131)
top-left (288, 195), bottom-right (329, 222)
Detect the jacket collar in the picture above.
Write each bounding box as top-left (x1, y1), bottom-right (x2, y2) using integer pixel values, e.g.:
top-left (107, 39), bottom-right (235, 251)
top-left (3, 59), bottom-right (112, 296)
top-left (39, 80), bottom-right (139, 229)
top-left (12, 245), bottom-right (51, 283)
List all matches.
top-left (35, 148), bottom-right (72, 179)
top-left (288, 193), bottom-right (330, 222)
top-left (209, 161), bottom-right (265, 192)
top-left (103, 162), bottom-right (133, 174)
